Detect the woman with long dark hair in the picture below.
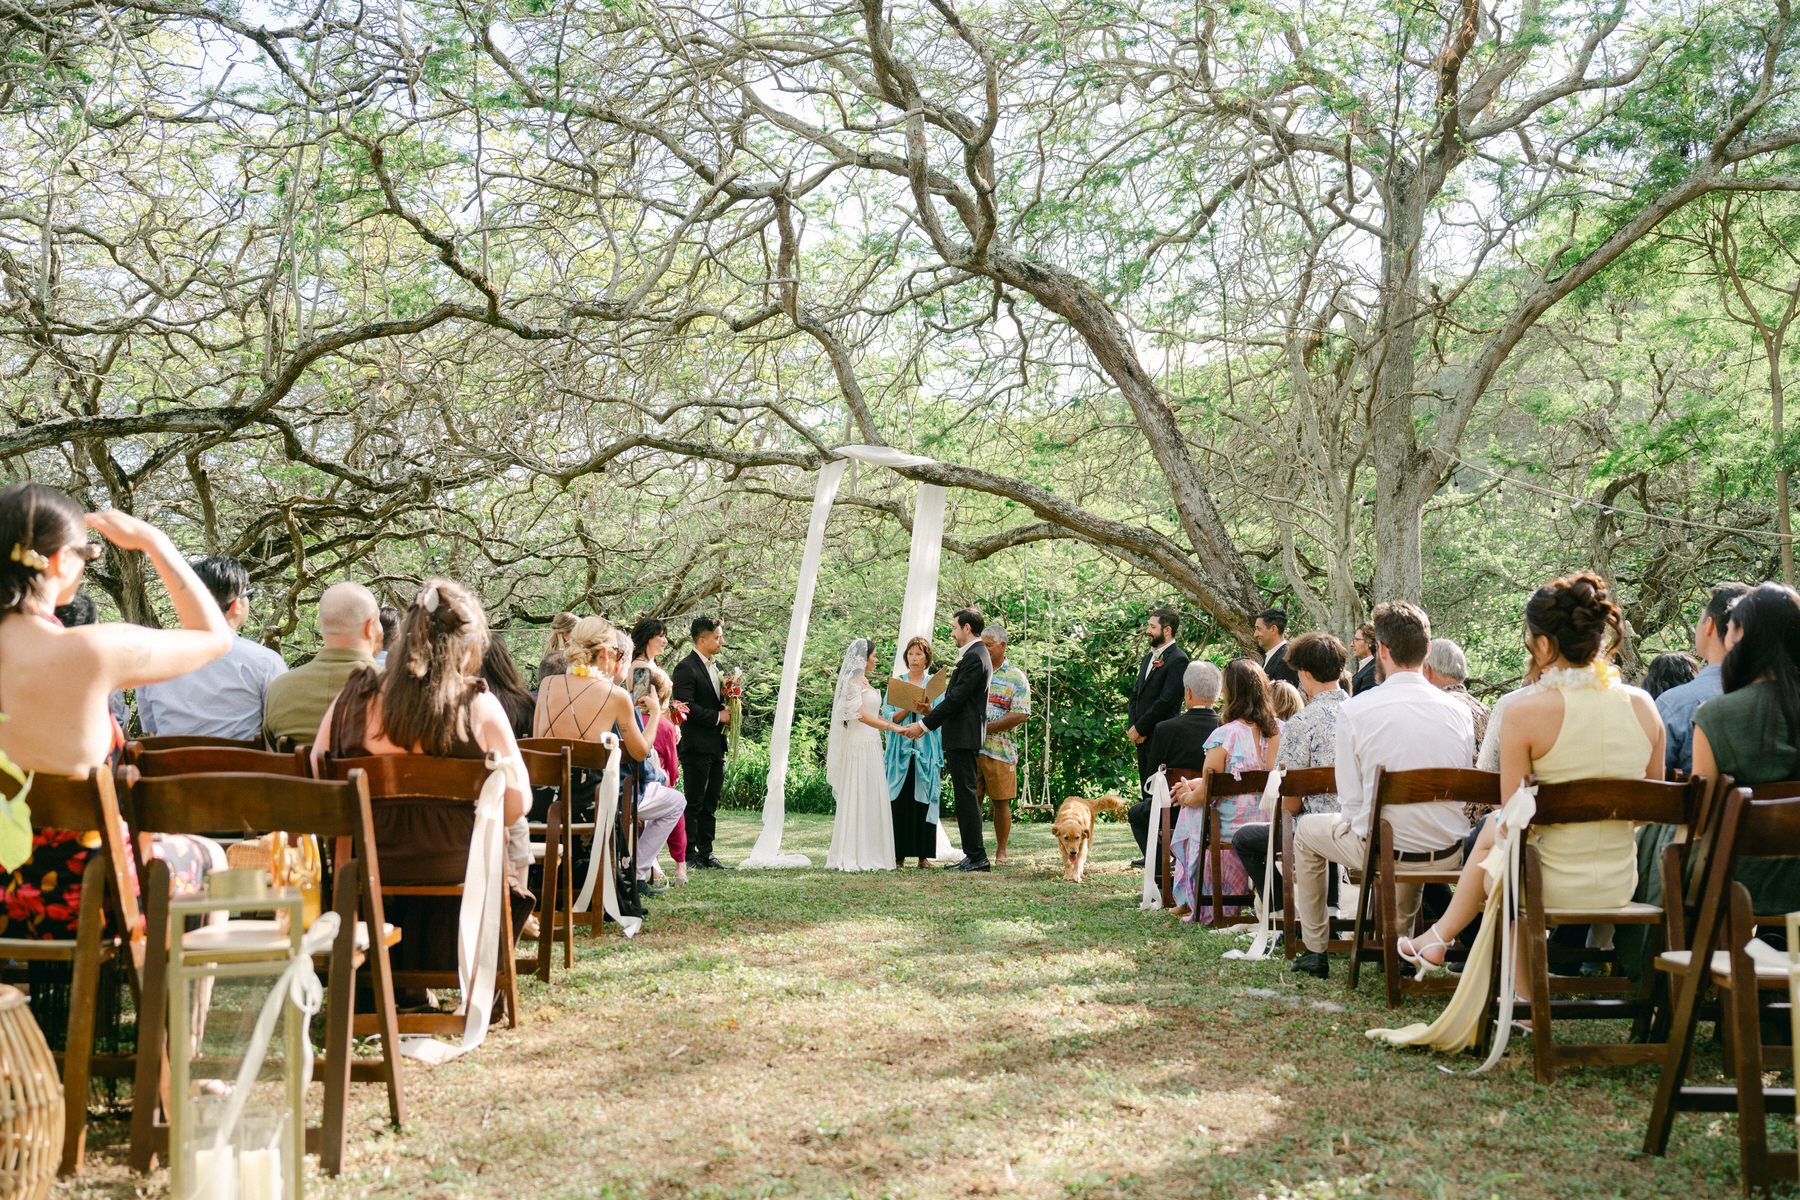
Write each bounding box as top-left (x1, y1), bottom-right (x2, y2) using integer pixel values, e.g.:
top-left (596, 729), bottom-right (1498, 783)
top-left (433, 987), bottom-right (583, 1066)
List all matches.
top-left (480, 636), bottom-right (537, 739)
top-left (1168, 657), bottom-right (1282, 922)
top-left (1692, 582), bottom-right (1800, 785)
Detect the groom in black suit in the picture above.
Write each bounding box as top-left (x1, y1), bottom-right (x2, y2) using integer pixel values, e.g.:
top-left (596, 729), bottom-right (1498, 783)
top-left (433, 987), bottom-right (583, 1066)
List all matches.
top-left (900, 608), bottom-right (994, 872)
top-left (1127, 608), bottom-right (1190, 787)
top-left (671, 615), bottom-right (732, 869)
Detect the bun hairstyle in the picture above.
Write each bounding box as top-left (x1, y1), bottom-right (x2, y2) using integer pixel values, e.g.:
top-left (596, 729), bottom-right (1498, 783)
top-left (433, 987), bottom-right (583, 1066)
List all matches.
top-left (565, 615), bottom-right (619, 668)
top-left (0, 482), bottom-right (85, 616)
top-left (1524, 570), bottom-right (1622, 667)
top-left (379, 578), bottom-right (491, 755)
top-left (544, 611), bottom-right (578, 657)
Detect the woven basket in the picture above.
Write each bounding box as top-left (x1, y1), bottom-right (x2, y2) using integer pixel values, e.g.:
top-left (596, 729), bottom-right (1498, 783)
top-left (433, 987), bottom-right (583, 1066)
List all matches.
top-left (0, 985), bottom-right (61, 1200)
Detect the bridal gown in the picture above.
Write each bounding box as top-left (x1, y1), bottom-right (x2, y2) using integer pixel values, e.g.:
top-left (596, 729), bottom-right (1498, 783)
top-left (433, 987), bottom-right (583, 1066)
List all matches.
top-left (826, 687), bottom-right (897, 871)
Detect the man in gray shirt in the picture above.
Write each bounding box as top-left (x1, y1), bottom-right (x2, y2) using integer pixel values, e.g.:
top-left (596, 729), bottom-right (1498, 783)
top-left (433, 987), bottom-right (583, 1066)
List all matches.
top-left (1656, 581), bottom-right (1750, 774)
top-left (136, 554), bottom-right (286, 741)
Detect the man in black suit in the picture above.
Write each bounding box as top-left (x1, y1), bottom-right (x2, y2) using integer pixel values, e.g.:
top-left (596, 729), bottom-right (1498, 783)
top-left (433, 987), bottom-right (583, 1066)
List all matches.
top-left (1129, 660), bottom-right (1222, 864)
top-left (899, 608), bottom-right (994, 872)
top-left (1126, 608), bottom-right (1190, 787)
top-left (671, 615), bottom-right (732, 869)
top-left (1254, 607), bottom-right (1300, 686)
top-left (1350, 621), bottom-right (1380, 695)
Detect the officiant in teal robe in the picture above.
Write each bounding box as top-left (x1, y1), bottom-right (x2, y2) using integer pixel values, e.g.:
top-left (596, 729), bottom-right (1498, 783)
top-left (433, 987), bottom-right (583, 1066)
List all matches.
top-left (884, 637), bottom-right (943, 864)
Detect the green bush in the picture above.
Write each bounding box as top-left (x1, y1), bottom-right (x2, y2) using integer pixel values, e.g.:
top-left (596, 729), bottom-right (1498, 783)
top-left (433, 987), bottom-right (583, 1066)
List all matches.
top-left (722, 737), bottom-right (837, 814)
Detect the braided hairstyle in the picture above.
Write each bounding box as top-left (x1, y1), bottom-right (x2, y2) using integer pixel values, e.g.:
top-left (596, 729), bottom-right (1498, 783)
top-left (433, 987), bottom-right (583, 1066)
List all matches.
top-left (379, 578), bottom-right (491, 755)
top-left (0, 482), bottom-right (85, 617)
top-left (1523, 570), bottom-right (1622, 667)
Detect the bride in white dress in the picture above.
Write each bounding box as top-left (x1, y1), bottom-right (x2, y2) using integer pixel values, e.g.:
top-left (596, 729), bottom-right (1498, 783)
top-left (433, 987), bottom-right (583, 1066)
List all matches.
top-left (825, 638), bottom-right (905, 871)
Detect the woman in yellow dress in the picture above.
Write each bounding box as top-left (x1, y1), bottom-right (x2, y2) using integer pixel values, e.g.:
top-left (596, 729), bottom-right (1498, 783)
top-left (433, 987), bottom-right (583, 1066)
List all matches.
top-left (1368, 571), bottom-right (1663, 1054)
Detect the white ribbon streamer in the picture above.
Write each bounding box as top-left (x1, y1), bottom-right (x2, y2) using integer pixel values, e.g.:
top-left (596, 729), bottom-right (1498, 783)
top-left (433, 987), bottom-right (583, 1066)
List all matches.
top-left (748, 445), bottom-right (947, 869)
top-left (569, 733), bottom-right (640, 942)
top-left (1138, 770), bottom-right (1171, 910)
top-left (193, 912), bottom-right (340, 1195)
top-left (1224, 768), bottom-right (1286, 961)
top-left (1465, 780), bottom-right (1539, 1074)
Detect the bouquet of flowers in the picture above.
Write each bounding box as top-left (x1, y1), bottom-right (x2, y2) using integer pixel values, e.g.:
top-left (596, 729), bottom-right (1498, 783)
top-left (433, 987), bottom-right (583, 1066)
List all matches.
top-left (721, 671), bottom-right (745, 759)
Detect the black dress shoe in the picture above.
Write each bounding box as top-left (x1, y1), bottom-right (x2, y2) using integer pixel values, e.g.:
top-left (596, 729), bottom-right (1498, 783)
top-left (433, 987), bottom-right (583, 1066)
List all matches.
top-left (1130, 857), bottom-right (1146, 869)
top-left (699, 853), bottom-right (733, 870)
top-left (953, 857), bottom-right (992, 872)
top-left (1290, 951), bottom-right (1329, 979)
top-left (638, 884), bottom-right (667, 897)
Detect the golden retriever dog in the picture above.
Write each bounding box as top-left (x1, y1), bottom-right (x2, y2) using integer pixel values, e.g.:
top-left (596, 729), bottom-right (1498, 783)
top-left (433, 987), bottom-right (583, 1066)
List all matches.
top-left (1052, 794), bottom-right (1128, 882)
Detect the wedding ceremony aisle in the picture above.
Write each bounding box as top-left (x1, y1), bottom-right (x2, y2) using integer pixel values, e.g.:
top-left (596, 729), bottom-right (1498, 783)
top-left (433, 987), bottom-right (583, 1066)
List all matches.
top-left (64, 814), bottom-right (1755, 1200)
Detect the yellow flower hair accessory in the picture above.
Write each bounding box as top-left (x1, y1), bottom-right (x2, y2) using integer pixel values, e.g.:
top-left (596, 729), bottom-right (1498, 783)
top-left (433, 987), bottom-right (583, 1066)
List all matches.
top-left (8, 544), bottom-right (49, 572)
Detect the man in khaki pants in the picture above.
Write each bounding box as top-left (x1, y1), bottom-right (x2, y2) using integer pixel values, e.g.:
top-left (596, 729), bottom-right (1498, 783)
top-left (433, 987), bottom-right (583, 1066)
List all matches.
top-left (977, 625), bottom-right (1031, 864)
top-left (1289, 602), bottom-right (1475, 980)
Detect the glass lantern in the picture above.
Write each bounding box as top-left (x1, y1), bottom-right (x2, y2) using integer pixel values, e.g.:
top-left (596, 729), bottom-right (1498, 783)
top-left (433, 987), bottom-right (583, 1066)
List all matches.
top-left (166, 871), bottom-right (308, 1200)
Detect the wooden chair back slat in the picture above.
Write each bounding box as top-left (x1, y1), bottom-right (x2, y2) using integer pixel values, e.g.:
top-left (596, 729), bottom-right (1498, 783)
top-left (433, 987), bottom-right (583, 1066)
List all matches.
top-left (518, 747), bottom-right (572, 791)
top-left (1278, 767), bottom-right (1337, 798)
top-left (517, 737), bottom-right (615, 773)
top-left (1373, 767), bottom-right (1498, 808)
top-left (1528, 775), bottom-right (1703, 829)
top-left (131, 746), bottom-right (309, 779)
top-left (121, 770), bottom-right (372, 840)
top-left (323, 755), bottom-right (490, 801)
top-left (1203, 769), bottom-right (1271, 798)
top-left (128, 735), bottom-right (262, 754)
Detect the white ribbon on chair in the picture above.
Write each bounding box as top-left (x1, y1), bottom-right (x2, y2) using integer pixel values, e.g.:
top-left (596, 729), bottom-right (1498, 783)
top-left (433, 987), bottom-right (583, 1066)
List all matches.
top-left (1138, 770), bottom-right (1171, 910)
top-left (569, 732), bottom-right (640, 939)
top-left (193, 912), bottom-right (340, 1195)
top-left (1467, 779), bottom-right (1539, 1074)
top-left (1224, 768), bottom-right (1286, 961)
top-left (401, 752), bottom-right (528, 1064)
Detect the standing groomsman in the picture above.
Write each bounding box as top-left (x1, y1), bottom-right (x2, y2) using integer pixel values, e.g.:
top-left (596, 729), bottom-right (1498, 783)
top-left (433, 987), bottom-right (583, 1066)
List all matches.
top-left (900, 609), bottom-right (994, 873)
top-left (1126, 609), bottom-right (1190, 786)
top-left (672, 616), bottom-right (732, 869)
top-left (1254, 608), bottom-right (1299, 686)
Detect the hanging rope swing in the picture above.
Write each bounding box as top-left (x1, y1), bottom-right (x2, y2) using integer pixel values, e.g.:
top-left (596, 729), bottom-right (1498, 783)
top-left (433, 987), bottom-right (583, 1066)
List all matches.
top-left (1017, 540), bottom-right (1056, 814)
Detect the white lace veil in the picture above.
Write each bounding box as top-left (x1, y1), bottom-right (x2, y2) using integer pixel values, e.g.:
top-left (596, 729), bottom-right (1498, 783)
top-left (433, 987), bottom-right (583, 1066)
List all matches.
top-left (824, 637), bottom-right (874, 789)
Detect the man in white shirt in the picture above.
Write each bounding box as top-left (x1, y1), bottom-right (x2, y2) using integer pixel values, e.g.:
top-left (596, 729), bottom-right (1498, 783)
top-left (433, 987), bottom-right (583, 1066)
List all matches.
top-left (1290, 601), bottom-right (1474, 979)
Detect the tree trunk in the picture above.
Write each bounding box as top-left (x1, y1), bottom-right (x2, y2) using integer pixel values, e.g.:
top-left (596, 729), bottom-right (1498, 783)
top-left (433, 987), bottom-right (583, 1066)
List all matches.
top-left (1367, 178), bottom-right (1431, 605)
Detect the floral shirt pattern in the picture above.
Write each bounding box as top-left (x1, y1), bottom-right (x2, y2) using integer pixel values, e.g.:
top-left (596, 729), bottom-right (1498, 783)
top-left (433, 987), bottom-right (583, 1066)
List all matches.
top-left (1275, 688), bottom-right (1345, 814)
top-left (981, 662), bottom-right (1031, 765)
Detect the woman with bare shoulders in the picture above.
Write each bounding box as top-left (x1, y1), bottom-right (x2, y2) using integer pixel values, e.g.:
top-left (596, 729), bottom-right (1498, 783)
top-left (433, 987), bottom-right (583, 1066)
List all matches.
top-left (533, 616), bottom-right (661, 760)
top-left (0, 482), bottom-right (233, 936)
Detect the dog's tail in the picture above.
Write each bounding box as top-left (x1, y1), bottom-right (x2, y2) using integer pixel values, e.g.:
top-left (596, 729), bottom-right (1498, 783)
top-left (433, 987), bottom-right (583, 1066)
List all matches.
top-left (1090, 793), bottom-right (1129, 819)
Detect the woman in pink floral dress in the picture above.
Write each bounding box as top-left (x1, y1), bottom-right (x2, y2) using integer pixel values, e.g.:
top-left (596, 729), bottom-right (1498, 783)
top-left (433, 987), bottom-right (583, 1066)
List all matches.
top-left (1169, 658), bottom-right (1282, 922)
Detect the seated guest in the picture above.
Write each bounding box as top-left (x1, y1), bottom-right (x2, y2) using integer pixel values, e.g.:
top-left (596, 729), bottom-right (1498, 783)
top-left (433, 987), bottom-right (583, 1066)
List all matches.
top-left (1643, 651), bottom-right (1700, 699)
top-left (631, 618), bottom-right (687, 883)
top-left (1423, 638), bottom-right (1489, 760)
top-left (636, 669), bottom-right (688, 890)
top-left (533, 619), bottom-right (662, 788)
top-left (374, 605), bottom-right (400, 668)
top-left (54, 592), bottom-right (131, 733)
top-left (1234, 631), bottom-right (1347, 909)
top-left (263, 582), bottom-right (382, 747)
top-left (1290, 601), bottom-right (1473, 979)
top-left (537, 611), bottom-right (577, 686)
top-left (1350, 622), bottom-right (1379, 695)
top-left (1370, 572), bottom-right (1662, 1051)
top-left (1168, 658), bottom-right (1281, 922)
top-left (1658, 581), bottom-right (1751, 774)
top-left (1130, 661), bottom-right (1222, 864)
top-left (311, 580), bottom-right (534, 977)
top-left (0, 483), bottom-right (234, 934)
top-left (137, 553), bottom-right (286, 741)
top-left (480, 636), bottom-right (537, 739)
top-left (1270, 680), bottom-right (1304, 721)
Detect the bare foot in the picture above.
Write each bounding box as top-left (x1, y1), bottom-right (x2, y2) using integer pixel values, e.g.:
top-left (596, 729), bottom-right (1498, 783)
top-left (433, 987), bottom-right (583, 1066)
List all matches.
top-left (994, 851), bottom-right (1012, 864)
top-left (917, 859), bottom-right (934, 869)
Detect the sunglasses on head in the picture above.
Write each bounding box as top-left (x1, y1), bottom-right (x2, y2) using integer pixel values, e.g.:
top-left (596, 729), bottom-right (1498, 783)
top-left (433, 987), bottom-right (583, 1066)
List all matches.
top-left (69, 541), bottom-right (103, 562)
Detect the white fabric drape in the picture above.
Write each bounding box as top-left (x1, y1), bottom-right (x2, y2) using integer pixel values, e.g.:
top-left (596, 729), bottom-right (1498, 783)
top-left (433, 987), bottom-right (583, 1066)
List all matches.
top-left (1138, 771), bottom-right (1172, 910)
top-left (745, 445), bottom-right (949, 869)
top-left (400, 752), bottom-right (523, 1064)
top-left (569, 732), bottom-right (641, 939)
top-left (1224, 768), bottom-right (1286, 961)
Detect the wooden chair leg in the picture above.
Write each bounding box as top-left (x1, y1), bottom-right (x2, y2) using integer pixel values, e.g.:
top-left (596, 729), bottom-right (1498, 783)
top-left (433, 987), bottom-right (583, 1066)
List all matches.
top-left (318, 868), bottom-right (359, 1175)
top-left (1158, 802), bottom-right (1175, 909)
top-left (1522, 852), bottom-right (1557, 1083)
top-left (359, 860), bottom-right (406, 1130)
top-left (537, 803), bottom-right (562, 984)
top-left (562, 818), bottom-right (575, 966)
top-left (1347, 850), bottom-right (1375, 992)
top-left (63, 855), bottom-right (110, 1177)
top-left (500, 886), bottom-right (520, 1029)
top-left (1379, 833), bottom-right (1404, 1009)
top-left (127, 860), bottom-right (171, 1173)
top-left (1207, 804), bottom-right (1224, 928)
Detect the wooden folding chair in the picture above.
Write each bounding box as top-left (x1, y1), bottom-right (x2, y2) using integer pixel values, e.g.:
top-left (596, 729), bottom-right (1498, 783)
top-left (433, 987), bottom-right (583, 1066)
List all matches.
top-left (518, 737), bottom-right (614, 939)
top-left (1349, 767), bottom-right (1499, 1007)
top-left (129, 745), bottom-right (310, 779)
top-left (0, 771), bottom-right (142, 1175)
top-left (1469, 773), bottom-right (1705, 1082)
top-left (129, 735), bottom-right (263, 754)
top-left (322, 755), bottom-right (522, 1034)
top-left (1644, 786), bottom-right (1800, 1190)
top-left (1273, 767), bottom-right (1341, 959)
top-left (515, 746), bottom-right (572, 982)
top-left (120, 767), bottom-right (404, 1176)
top-left (1190, 768), bottom-right (1266, 928)
top-left (1155, 766), bottom-right (1202, 909)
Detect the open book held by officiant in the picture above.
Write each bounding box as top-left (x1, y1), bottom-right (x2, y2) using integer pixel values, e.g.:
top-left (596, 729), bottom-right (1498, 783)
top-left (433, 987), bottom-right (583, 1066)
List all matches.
top-left (885, 670), bottom-right (947, 713)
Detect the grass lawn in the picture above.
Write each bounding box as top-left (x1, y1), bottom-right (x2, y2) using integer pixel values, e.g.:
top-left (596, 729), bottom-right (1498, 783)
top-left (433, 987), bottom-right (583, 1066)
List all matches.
top-left (63, 811), bottom-right (1764, 1199)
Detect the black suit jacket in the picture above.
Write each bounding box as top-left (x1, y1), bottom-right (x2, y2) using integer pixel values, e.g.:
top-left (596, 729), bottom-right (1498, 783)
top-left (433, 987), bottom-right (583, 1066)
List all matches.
top-left (922, 640), bottom-right (992, 752)
top-left (1264, 642), bottom-right (1299, 687)
top-left (1145, 706), bottom-right (1220, 775)
top-left (1128, 641), bottom-right (1189, 742)
top-left (671, 650), bottom-right (727, 756)
top-left (1351, 658), bottom-right (1378, 696)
